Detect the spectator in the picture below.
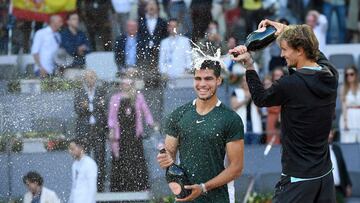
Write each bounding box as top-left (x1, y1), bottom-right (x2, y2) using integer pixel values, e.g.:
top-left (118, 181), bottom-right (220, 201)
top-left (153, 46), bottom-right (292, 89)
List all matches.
top-left (114, 19), bottom-right (141, 77)
top-left (346, 0), bottom-right (360, 43)
top-left (68, 137), bottom-right (98, 203)
top-left (323, 0), bottom-right (347, 43)
top-left (190, 0), bottom-right (212, 42)
top-left (108, 77), bottom-right (155, 192)
top-left (0, 2), bottom-right (8, 55)
top-left (231, 75), bottom-right (263, 144)
top-left (31, 15), bottom-right (63, 78)
top-left (198, 21), bottom-right (228, 56)
top-left (287, 0), bottom-right (315, 24)
top-left (16, 20), bottom-right (43, 54)
top-left (328, 128), bottom-right (352, 203)
top-left (159, 18), bottom-right (192, 79)
top-left (265, 67), bottom-right (285, 145)
top-left (227, 14), bottom-right (247, 46)
top-left (306, 10), bottom-right (328, 52)
top-left (79, 0), bottom-right (112, 51)
top-left (211, 0), bottom-right (226, 40)
top-left (0, 19), bottom-right (6, 55)
top-left (340, 65), bottom-right (360, 143)
top-left (111, 0), bottom-right (132, 36)
top-left (241, 0), bottom-right (263, 35)
top-left (260, 74), bottom-right (272, 133)
top-left (263, 74), bottom-right (272, 89)
top-left (222, 36), bottom-right (245, 84)
top-left (138, 0), bottom-right (168, 88)
top-left (167, 0), bottom-right (193, 37)
top-left (59, 13), bottom-right (90, 70)
top-left (73, 70), bottom-right (107, 192)
top-left (22, 171), bottom-right (60, 203)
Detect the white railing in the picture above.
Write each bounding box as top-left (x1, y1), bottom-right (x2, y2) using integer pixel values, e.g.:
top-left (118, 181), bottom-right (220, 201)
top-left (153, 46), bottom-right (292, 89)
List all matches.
top-left (95, 191), bottom-right (151, 202)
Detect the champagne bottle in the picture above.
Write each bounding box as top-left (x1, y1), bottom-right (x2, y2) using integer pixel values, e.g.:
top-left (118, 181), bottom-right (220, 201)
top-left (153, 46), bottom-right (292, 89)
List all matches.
top-left (232, 26), bottom-right (277, 56)
top-left (159, 148), bottom-right (191, 198)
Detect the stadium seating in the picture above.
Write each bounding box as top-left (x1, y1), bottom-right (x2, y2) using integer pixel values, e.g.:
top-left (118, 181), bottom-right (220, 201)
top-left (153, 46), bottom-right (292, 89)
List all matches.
top-left (329, 54), bottom-right (355, 84)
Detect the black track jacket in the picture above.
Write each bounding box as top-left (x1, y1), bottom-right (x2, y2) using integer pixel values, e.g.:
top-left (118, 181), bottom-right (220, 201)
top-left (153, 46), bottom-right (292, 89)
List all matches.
top-left (246, 52), bottom-right (338, 178)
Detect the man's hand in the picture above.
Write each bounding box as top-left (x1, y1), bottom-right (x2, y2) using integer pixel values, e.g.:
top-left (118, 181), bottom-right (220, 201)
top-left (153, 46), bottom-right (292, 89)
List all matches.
top-left (228, 45), bottom-right (254, 70)
top-left (157, 151), bottom-right (174, 169)
top-left (258, 19), bottom-right (287, 36)
top-left (176, 184), bottom-right (202, 202)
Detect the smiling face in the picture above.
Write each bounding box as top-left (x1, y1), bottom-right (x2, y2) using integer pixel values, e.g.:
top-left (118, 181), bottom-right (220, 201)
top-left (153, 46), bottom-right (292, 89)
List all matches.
top-left (193, 68), bottom-right (221, 101)
top-left (280, 40), bottom-right (300, 68)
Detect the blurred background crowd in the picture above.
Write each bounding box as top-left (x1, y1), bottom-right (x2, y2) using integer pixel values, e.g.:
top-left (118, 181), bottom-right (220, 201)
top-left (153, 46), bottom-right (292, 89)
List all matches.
top-left (0, 0), bottom-right (359, 202)
top-left (0, 0), bottom-right (357, 142)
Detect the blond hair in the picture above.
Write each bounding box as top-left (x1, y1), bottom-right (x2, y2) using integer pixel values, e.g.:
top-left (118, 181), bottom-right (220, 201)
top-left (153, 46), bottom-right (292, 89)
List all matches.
top-left (277, 24), bottom-right (320, 61)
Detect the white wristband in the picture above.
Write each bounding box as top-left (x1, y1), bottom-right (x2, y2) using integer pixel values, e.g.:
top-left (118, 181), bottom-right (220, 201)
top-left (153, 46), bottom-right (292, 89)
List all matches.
top-left (200, 183), bottom-right (207, 194)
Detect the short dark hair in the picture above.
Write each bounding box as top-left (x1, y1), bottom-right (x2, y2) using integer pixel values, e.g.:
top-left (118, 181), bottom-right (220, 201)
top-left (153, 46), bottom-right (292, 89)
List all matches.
top-left (23, 171), bottom-right (43, 186)
top-left (70, 137), bottom-right (87, 150)
top-left (198, 60), bottom-right (221, 77)
top-left (209, 20), bottom-right (219, 27)
top-left (168, 18), bottom-right (178, 24)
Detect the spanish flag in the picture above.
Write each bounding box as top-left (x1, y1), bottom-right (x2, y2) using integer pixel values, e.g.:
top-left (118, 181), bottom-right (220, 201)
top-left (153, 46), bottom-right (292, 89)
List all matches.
top-left (12, 0), bottom-right (77, 22)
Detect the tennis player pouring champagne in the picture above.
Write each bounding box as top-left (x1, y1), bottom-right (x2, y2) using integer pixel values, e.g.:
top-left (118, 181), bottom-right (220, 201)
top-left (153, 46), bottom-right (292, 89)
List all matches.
top-left (230, 19), bottom-right (338, 203)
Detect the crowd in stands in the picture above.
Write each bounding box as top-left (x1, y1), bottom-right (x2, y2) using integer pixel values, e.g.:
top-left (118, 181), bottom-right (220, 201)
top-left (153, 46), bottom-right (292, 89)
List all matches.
top-left (0, 0), bottom-right (358, 55)
top-left (0, 0), bottom-right (359, 200)
top-left (0, 0), bottom-right (359, 143)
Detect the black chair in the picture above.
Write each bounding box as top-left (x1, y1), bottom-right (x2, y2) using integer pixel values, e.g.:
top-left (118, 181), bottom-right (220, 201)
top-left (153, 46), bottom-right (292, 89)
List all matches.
top-left (329, 54), bottom-right (355, 84)
top-left (329, 54), bottom-right (355, 70)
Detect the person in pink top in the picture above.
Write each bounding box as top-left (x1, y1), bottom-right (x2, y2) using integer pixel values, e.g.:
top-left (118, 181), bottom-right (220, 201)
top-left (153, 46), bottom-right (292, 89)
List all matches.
top-left (108, 77), bottom-right (155, 192)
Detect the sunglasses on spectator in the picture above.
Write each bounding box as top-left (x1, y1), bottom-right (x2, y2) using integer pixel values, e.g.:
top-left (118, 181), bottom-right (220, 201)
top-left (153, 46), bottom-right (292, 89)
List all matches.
top-left (346, 72), bottom-right (355, 77)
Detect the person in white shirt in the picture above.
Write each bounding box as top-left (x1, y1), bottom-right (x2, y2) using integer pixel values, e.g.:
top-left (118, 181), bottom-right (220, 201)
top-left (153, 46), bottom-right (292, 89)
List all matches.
top-left (159, 18), bottom-right (192, 79)
top-left (306, 10), bottom-right (328, 52)
top-left (31, 15), bottom-right (63, 78)
top-left (68, 137), bottom-right (98, 203)
top-left (23, 171), bottom-right (60, 203)
top-left (111, 0), bottom-right (133, 36)
top-left (138, 0), bottom-right (168, 88)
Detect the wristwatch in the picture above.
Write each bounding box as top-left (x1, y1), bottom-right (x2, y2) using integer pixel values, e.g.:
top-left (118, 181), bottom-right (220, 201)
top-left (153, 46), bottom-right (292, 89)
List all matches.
top-left (200, 183), bottom-right (207, 194)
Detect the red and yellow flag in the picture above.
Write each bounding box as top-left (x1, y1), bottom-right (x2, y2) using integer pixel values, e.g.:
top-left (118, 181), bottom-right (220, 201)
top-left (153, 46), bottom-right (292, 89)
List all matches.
top-left (12, 0), bottom-right (77, 22)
